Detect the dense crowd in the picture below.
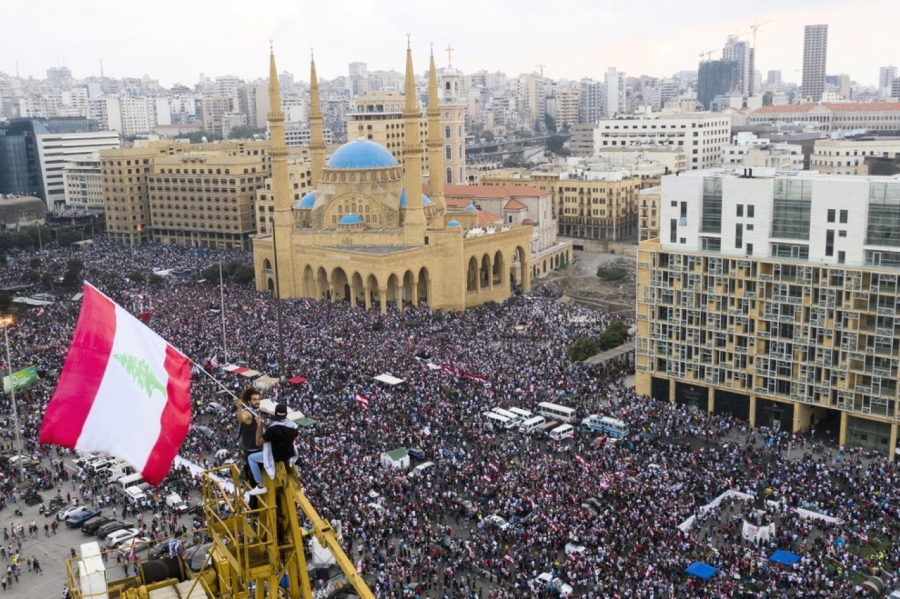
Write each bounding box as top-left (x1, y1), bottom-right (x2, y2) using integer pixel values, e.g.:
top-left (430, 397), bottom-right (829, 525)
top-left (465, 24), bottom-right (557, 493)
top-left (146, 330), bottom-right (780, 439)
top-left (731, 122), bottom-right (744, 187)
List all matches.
top-left (1, 239), bottom-right (900, 598)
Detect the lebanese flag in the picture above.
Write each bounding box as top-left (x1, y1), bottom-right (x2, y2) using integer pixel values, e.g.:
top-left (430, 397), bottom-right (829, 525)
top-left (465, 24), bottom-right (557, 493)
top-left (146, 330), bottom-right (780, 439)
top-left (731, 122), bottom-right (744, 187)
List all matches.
top-left (39, 283), bottom-right (191, 486)
top-left (355, 393), bottom-right (369, 408)
top-left (575, 455), bottom-right (588, 468)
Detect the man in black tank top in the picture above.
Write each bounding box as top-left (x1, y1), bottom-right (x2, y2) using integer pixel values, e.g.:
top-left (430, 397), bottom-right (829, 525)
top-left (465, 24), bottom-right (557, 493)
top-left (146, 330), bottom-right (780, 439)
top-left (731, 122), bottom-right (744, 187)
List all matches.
top-left (236, 387), bottom-right (262, 481)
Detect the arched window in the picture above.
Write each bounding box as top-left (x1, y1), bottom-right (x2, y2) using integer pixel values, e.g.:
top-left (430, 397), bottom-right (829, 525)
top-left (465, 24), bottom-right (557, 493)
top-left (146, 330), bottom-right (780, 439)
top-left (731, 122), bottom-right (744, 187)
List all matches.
top-left (444, 125), bottom-right (451, 139)
top-left (446, 168), bottom-right (453, 184)
top-left (445, 145), bottom-right (452, 161)
top-left (338, 206), bottom-right (343, 214)
top-left (458, 125), bottom-right (463, 137)
top-left (332, 215), bottom-right (337, 223)
top-left (365, 205), bottom-right (370, 213)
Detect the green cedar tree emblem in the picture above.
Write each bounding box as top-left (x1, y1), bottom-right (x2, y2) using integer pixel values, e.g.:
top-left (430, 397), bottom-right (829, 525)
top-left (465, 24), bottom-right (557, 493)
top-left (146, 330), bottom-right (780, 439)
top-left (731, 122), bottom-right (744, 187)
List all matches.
top-left (113, 353), bottom-right (166, 399)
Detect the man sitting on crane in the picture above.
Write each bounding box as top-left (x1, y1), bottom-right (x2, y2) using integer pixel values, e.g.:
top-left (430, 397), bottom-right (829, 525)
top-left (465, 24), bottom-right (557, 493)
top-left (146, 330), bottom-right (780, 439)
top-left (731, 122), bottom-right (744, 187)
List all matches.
top-left (247, 403), bottom-right (299, 496)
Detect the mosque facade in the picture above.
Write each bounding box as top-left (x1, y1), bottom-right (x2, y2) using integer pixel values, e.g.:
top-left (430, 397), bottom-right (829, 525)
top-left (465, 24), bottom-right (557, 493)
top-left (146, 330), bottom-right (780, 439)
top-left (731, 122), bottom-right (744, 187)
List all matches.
top-left (253, 45), bottom-right (532, 312)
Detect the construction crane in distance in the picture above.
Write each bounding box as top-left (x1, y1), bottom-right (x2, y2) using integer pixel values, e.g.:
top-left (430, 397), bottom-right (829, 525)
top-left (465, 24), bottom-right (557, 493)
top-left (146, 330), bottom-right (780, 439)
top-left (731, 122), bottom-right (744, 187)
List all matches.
top-left (699, 50), bottom-right (717, 62)
top-left (751, 20), bottom-right (774, 48)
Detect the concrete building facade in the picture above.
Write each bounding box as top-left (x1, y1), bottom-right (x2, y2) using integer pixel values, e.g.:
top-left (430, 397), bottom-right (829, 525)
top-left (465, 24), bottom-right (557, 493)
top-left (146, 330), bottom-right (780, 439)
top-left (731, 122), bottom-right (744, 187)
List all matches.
top-left (63, 154), bottom-right (104, 211)
top-left (811, 138), bottom-right (900, 175)
top-left (801, 24), bottom-right (828, 101)
top-left (637, 168), bottom-right (900, 454)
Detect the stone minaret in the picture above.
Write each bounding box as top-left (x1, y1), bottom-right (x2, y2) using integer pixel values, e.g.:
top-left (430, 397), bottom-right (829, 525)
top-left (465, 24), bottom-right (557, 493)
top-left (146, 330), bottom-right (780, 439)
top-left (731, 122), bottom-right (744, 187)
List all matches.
top-left (426, 48), bottom-right (447, 227)
top-left (268, 47), bottom-right (294, 296)
top-left (308, 54), bottom-right (326, 187)
top-left (401, 42), bottom-right (426, 242)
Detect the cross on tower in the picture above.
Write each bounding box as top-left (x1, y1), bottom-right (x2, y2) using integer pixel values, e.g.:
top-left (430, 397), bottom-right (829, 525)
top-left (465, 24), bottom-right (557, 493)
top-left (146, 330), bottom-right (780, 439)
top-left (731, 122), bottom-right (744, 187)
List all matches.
top-left (445, 44), bottom-right (455, 65)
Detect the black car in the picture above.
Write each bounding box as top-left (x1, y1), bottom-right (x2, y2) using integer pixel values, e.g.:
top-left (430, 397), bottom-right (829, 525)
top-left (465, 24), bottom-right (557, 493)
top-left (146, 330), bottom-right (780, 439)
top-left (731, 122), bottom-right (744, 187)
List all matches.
top-left (96, 520), bottom-right (133, 539)
top-left (66, 507), bottom-right (102, 528)
top-left (82, 516), bottom-right (114, 535)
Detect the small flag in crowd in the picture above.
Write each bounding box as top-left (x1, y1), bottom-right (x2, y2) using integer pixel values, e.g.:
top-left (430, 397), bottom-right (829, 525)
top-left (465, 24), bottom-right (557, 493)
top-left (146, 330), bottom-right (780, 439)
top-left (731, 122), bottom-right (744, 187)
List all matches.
top-left (39, 283), bottom-right (192, 486)
top-left (355, 393), bottom-right (369, 408)
top-left (574, 455), bottom-right (587, 468)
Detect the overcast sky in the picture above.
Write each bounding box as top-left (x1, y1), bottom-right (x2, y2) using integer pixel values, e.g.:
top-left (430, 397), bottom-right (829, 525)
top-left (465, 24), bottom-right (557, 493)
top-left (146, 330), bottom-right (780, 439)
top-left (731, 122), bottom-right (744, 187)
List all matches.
top-left (2, 0), bottom-right (897, 87)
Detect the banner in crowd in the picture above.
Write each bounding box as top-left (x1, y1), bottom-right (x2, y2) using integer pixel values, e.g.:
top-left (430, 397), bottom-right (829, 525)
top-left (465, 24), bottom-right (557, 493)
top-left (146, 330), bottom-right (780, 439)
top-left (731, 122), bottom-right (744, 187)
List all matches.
top-left (2, 365), bottom-right (38, 393)
top-left (742, 521), bottom-right (776, 543)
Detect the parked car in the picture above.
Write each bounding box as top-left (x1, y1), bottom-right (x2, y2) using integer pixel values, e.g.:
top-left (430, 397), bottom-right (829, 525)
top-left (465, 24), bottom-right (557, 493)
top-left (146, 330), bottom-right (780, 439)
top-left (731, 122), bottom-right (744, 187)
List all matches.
top-left (408, 448), bottom-right (426, 461)
top-left (66, 507), bottom-right (102, 528)
top-left (453, 497), bottom-right (478, 517)
top-left (486, 515), bottom-right (510, 530)
top-left (117, 536), bottom-right (153, 557)
top-left (201, 402), bottom-right (226, 416)
top-left (192, 425), bottom-right (215, 439)
top-left (57, 505), bottom-right (85, 521)
top-left (96, 520), bottom-right (133, 539)
top-left (82, 516), bottom-right (115, 535)
top-left (105, 527), bottom-right (141, 548)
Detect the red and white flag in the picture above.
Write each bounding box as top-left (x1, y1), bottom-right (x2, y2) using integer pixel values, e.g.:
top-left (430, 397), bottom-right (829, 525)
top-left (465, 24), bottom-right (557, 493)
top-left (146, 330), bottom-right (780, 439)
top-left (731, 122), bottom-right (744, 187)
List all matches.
top-left (574, 455), bottom-right (588, 468)
top-left (39, 283), bottom-right (191, 486)
top-left (355, 393), bottom-right (369, 408)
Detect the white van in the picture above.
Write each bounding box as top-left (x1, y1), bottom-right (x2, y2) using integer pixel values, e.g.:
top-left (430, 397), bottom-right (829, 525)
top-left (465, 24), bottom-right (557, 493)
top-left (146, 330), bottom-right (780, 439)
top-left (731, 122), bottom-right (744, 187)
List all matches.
top-left (491, 408), bottom-right (521, 429)
top-left (124, 486), bottom-right (147, 505)
top-left (508, 407), bottom-right (533, 421)
top-left (409, 461), bottom-right (436, 479)
top-left (484, 412), bottom-right (511, 431)
top-left (519, 416), bottom-right (546, 434)
top-left (549, 424), bottom-right (575, 441)
top-left (118, 472), bottom-right (144, 493)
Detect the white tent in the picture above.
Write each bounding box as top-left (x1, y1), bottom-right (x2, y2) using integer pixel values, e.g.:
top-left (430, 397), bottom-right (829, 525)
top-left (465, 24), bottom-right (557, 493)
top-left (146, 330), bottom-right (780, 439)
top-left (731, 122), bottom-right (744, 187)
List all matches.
top-left (374, 373), bottom-right (405, 386)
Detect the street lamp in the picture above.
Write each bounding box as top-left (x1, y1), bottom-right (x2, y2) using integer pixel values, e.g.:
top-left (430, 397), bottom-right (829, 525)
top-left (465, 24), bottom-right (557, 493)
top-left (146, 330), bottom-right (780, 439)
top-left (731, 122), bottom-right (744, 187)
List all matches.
top-left (1, 317), bottom-right (24, 484)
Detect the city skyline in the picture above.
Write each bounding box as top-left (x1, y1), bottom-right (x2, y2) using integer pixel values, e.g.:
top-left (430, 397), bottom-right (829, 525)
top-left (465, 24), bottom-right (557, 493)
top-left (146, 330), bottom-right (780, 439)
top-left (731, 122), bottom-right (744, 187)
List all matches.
top-left (3, 0), bottom-right (898, 88)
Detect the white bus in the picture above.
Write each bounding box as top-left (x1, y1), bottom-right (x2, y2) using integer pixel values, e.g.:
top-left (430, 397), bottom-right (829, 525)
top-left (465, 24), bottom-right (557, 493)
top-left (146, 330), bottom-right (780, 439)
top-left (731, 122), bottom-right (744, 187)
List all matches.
top-left (598, 417), bottom-right (629, 439)
top-left (549, 424), bottom-right (575, 441)
top-left (536, 402), bottom-right (576, 423)
top-left (492, 408), bottom-right (522, 428)
top-left (508, 407), bottom-right (533, 421)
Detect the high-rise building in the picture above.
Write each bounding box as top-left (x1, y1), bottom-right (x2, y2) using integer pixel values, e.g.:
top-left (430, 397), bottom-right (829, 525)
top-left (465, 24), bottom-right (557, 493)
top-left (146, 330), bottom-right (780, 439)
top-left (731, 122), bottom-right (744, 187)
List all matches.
top-left (579, 78), bottom-right (604, 124)
top-left (0, 117), bottom-right (118, 209)
top-left (698, 60), bottom-right (738, 110)
top-left (605, 68), bottom-right (625, 117)
top-left (722, 36), bottom-right (754, 96)
top-left (636, 168), bottom-right (900, 454)
top-left (767, 70), bottom-right (782, 87)
top-left (349, 62), bottom-right (368, 96)
top-left (879, 66), bottom-right (897, 90)
top-left (802, 24), bottom-right (828, 101)
top-left (201, 95), bottom-right (231, 135)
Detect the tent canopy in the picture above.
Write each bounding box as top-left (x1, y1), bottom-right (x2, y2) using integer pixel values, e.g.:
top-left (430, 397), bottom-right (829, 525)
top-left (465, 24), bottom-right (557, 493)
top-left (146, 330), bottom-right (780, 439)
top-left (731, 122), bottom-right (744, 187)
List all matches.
top-left (770, 550), bottom-right (801, 565)
top-left (374, 373), bottom-right (405, 386)
top-left (684, 562), bottom-right (718, 580)
top-left (288, 376), bottom-right (308, 384)
top-left (253, 375), bottom-right (278, 390)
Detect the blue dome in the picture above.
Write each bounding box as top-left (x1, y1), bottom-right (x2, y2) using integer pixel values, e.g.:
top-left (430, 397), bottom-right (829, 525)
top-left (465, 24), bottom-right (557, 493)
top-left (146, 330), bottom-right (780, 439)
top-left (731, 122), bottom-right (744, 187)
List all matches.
top-left (327, 140), bottom-right (398, 169)
top-left (447, 220), bottom-right (461, 228)
top-left (399, 188), bottom-right (433, 208)
top-left (339, 214), bottom-right (364, 225)
top-left (298, 191), bottom-right (316, 209)
top-left (464, 205), bottom-right (476, 211)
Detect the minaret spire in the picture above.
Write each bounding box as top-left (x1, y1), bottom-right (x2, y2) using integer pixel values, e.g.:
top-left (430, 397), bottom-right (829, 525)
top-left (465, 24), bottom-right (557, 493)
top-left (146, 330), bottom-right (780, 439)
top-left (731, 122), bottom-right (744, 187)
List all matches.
top-left (401, 40), bottom-right (426, 241)
top-left (426, 46), bottom-right (446, 226)
top-left (267, 44), bottom-right (294, 297)
top-left (308, 50), bottom-right (326, 188)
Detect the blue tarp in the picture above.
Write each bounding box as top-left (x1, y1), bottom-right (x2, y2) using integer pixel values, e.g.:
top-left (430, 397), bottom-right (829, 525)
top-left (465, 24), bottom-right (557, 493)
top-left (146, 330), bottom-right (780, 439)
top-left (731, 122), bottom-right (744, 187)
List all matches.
top-left (685, 562), bottom-right (718, 580)
top-left (770, 550), bottom-right (801, 565)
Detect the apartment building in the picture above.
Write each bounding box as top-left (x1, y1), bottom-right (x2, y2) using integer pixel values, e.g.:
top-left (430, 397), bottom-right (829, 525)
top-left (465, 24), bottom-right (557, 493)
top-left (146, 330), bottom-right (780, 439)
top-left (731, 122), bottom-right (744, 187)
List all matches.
top-left (810, 138), bottom-right (900, 175)
top-left (481, 169), bottom-right (641, 240)
top-left (595, 113), bottom-right (731, 170)
top-left (722, 134), bottom-right (803, 171)
top-left (639, 186), bottom-right (661, 241)
top-left (636, 168), bottom-right (900, 454)
top-left (36, 130), bottom-right (120, 209)
top-left (254, 160), bottom-right (312, 235)
top-left (63, 154), bottom-right (104, 211)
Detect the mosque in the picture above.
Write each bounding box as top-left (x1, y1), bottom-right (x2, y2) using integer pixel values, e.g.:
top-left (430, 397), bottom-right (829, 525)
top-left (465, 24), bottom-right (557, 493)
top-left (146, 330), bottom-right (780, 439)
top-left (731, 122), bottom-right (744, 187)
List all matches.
top-left (253, 44), bottom-right (533, 312)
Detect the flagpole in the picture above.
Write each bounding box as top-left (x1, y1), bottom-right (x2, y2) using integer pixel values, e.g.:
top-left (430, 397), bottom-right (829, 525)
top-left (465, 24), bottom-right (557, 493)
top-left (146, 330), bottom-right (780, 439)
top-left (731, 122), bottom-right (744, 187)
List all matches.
top-left (269, 218), bottom-right (286, 380)
top-left (1, 317), bottom-right (23, 484)
top-left (188, 358), bottom-right (239, 401)
top-left (219, 262), bottom-right (228, 363)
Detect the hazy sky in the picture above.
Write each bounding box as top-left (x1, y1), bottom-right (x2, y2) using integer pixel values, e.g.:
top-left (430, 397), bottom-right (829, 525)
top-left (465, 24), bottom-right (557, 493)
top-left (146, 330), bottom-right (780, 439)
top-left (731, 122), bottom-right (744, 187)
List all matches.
top-left (2, 0), bottom-right (898, 87)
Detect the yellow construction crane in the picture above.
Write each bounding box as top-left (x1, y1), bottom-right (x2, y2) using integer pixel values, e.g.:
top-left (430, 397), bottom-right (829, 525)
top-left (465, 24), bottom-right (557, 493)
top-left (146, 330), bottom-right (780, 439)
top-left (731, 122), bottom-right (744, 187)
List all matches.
top-left (699, 49), bottom-right (717, 62)
top-left (64, 463), bottom-right (375, 599)
top-left (751, 20), bottom-right (774, 49)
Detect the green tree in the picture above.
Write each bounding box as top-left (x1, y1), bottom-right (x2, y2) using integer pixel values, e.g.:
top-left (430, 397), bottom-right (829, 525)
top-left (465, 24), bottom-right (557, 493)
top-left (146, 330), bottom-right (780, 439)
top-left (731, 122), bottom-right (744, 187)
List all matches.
top-left (148, 273), bottom-right (166, 287)
top-left (232, 265), bottom-right (256, 285)
top-left (0, 292), bottom-right (11, 313)
top-left (228, 125), bottom-right (266, 140)
top-left (482, 131), bottom-right (495, 143)
top-left (596, 265), bottom-right (628, 281)
top-left (596, 320), bottom-right (630, 351)
top-left (544, 114), bottom-right (557, 133)
top-left (546, 135), bottom-right (566, 154)
top-left (569, 337), bottom-right (598, 362)
top-left (63, 258), bottom-right (84, 290)
top-left (128, 271), bottom-right (146, 284)
top-left (57, 230), bottom-right (81, 247)
top-left (175, 130), bottom-right (222, 144)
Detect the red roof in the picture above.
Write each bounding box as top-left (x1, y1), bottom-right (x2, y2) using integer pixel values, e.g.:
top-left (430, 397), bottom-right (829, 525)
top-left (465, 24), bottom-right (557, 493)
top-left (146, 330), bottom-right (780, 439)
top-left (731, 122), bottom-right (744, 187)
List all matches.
top-left (522, 218), bottom-right (536, 225)
top-left (504, 199), bottom-right (527, 210)
top-left (752, 101), bottom-right (900, 115)
top-left (423, 183), bottom-right (547, 200)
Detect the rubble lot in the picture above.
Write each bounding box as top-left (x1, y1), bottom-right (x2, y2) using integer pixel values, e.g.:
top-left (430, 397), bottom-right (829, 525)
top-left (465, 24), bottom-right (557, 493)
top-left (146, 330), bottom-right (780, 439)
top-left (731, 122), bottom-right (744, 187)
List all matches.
top-left (535, 249), bottom-right (638, 317)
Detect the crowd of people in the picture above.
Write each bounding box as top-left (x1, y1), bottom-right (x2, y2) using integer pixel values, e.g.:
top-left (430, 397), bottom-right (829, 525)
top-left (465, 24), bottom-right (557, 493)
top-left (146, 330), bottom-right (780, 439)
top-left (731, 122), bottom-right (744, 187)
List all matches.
top-left (1, 239), bottom-right (900, 598)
